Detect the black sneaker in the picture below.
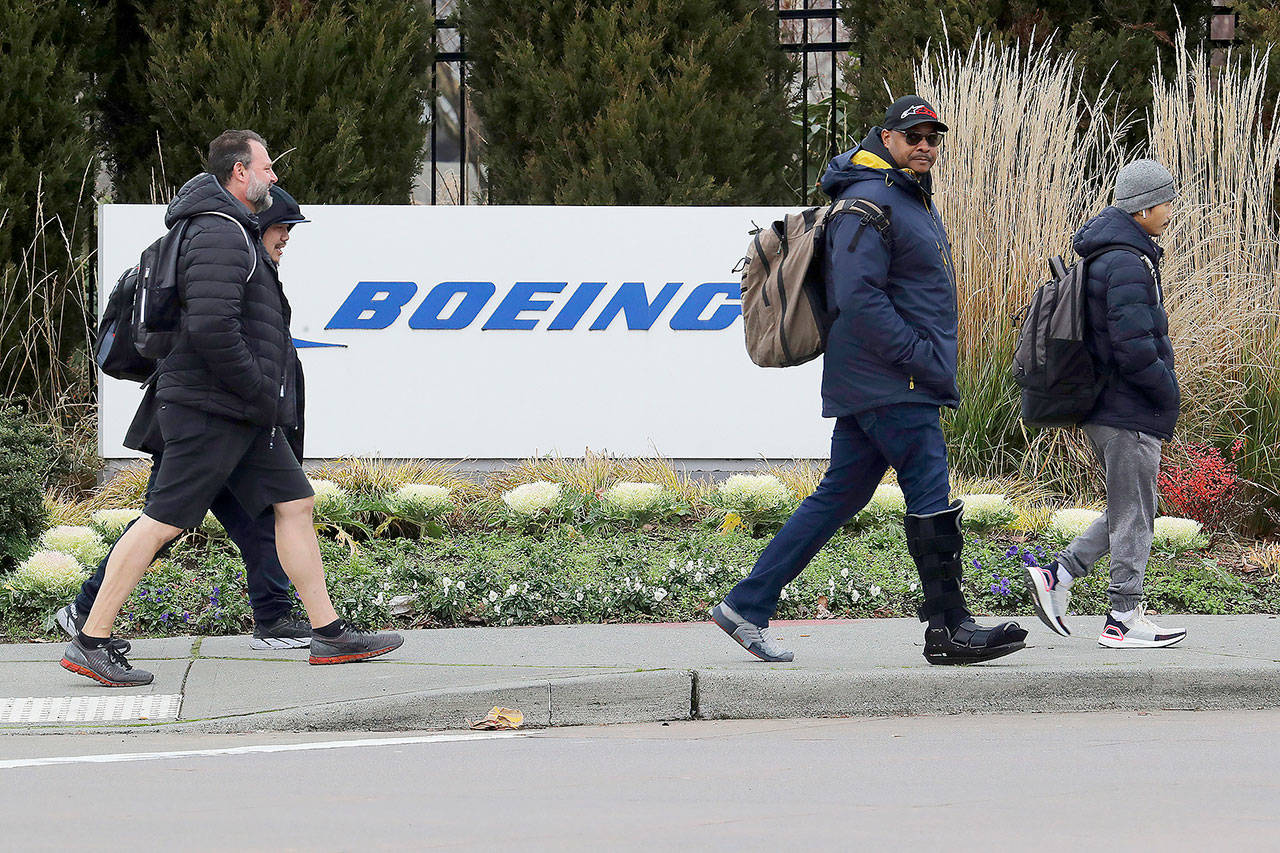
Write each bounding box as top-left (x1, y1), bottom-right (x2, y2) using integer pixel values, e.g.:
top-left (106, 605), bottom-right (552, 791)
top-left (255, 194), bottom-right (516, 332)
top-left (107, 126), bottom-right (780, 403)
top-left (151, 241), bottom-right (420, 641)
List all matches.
top-left (309, 624), bottom-right (404, 665)
top-left (61, 637), bottom-right (153, 687)
top-left (54, 602), bottom-right (86, 639)
top-left (251, 613), bottom-right (312, 650)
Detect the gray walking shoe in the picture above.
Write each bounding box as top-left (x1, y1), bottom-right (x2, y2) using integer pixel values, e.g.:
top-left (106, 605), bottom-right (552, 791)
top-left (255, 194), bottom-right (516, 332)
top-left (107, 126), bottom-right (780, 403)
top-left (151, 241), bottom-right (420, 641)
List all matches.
top-left (309, 624), bottom-right (404, 665)
top-left (54, 602), bottom-right (86, 639)
top-left (711, 601), bottom-right (794, 662)
top-left (60, 637), bottom-right (153, 687)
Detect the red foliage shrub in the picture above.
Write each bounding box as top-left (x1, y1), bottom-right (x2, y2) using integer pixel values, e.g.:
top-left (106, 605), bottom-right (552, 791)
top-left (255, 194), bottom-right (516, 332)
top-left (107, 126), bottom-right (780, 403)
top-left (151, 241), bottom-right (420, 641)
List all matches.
top-left (1158, 439), bottom-right (1244, 531)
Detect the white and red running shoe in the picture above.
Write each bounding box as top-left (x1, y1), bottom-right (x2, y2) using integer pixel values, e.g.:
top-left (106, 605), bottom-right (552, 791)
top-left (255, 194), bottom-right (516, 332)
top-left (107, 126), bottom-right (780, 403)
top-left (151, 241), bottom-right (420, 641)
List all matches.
top-left (1098, 604), bottom-right (1186, 648)
top-left (1025, 563), bottom-right (1072, 637)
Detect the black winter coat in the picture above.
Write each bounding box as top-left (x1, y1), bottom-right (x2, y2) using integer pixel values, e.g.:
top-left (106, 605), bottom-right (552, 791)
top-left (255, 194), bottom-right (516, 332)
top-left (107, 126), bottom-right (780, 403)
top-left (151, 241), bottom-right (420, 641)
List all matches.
top-left (152, 173), bottom-right (298, 430)
top-left (1074, 205), bottom-right (1179, 440)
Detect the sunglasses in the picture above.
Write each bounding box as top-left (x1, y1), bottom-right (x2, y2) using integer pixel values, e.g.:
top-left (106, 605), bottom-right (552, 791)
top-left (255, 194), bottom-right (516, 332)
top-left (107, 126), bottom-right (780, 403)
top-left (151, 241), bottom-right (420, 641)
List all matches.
top-left (897, 129), bottom-right (945, 147)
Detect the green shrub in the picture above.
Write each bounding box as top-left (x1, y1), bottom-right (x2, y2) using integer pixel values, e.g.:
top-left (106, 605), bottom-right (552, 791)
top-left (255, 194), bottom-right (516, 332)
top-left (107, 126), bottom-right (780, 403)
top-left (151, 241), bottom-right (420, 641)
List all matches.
top-left (103, 0), bottom-right (433, 203)
top-left (0, 401), bottom-right (54, 571)
top-left (465, 0), bottom-right (795, 203)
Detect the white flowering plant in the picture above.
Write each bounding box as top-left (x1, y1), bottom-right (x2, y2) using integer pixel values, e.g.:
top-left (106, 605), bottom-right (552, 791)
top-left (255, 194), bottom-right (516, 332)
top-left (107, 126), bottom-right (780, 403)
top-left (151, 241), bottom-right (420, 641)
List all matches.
top-left (1047, 508), bottom-right (1103, 543)
top-left (376, 483), bottom-right (455, 537)
top-left (89, 508), bottom-right (142, 541)
top-left (200, 510), bottom-right (226, 538)
top-left (958, 494), bottom-right (1018, 532)
top-left (853, 484), bottom-right (906, 528)
top-left (706, 474), bottom-right (795, 534)
top-left (4, 550), bottom-right (86, 603)
top-left (39, 526), bottom-right (106, 566)
top-left (1151, 516), bottom-right (1208, 554)
top-left (489, 481), bottom-right (587, 533)
top-left (595, 482), bottom-right (686, 527)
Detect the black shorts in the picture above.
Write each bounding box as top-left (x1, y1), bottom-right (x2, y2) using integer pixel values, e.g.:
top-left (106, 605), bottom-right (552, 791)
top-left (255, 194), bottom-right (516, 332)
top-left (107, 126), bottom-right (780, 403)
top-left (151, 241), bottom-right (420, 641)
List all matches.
top-left (143, 402), bottom-right (313, 530)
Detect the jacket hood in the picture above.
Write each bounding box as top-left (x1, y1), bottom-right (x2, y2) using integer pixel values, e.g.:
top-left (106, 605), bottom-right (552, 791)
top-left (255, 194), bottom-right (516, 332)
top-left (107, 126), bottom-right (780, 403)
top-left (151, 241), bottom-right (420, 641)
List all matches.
top-left (820, 127), bottom-right (933, 200)
top-left (1073, 205), bottom-right (1162, 261)
top-left (165, 172), bottom-right (259, 232)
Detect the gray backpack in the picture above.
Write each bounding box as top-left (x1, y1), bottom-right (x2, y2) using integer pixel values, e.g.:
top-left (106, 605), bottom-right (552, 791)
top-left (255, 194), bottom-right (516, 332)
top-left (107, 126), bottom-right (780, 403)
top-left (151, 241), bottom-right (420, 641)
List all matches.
top-left (738, 198), bottom-right (891, 368)
top-left (1013, 244), bottom-right (1153, 427)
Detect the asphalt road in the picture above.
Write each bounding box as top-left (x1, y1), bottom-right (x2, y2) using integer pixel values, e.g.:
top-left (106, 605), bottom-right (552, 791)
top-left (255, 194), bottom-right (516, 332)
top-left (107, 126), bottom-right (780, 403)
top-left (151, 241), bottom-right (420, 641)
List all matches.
top-left (3, 711), bottom-right (1278, 850)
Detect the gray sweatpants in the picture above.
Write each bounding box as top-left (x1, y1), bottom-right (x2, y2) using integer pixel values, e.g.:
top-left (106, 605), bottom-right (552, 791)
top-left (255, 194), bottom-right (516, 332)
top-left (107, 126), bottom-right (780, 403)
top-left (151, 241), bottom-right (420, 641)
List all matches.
top-left (1058, 423), bottom-right (1163, 613)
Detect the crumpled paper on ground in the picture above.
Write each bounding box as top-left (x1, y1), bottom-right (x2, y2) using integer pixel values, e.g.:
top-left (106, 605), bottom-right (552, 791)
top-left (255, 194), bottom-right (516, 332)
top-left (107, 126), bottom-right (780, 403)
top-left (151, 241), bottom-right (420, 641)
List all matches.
top-left (469, 707), bottom-right (524, 730)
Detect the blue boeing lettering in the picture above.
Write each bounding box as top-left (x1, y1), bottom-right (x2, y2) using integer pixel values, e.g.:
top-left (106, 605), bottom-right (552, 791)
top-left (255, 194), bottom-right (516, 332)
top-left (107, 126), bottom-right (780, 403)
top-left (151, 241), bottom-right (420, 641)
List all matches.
top-left (324, 281), bottom-right (745, 332)
top-left (589, 282), bottom-right (682, 331)
top-left (408, 282), bottom-right (495, 330)
top-left (326, 282), bottom-right (417, 330)
top-left (483, 282), bottom-right (566, 331)
top-left (668, 283), bottom-right (741, 331)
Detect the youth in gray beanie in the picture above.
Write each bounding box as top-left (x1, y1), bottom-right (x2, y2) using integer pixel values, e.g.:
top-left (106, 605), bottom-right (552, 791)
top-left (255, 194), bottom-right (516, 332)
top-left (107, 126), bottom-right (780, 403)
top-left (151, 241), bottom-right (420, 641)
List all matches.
top-left (1114, 159), bottom-right (1176, 214)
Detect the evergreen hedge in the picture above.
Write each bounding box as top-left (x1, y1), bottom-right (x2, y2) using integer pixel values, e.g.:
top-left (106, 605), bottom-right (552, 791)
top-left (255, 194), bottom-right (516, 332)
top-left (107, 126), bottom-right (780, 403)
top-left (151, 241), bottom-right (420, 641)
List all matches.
top-left (0, 400), bottom-right (53, 572)
top-left (104, 0), bottom-right (433, 204)
top-left (0, 0), bottom-right (99, 399)
top-left (464, 0), bottom-right (796, 204)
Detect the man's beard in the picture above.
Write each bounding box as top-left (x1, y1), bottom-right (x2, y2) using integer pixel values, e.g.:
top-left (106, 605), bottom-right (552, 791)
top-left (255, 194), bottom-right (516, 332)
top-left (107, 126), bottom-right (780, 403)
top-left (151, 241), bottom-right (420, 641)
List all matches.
top-left (247, 173), bottom-right (274, 213)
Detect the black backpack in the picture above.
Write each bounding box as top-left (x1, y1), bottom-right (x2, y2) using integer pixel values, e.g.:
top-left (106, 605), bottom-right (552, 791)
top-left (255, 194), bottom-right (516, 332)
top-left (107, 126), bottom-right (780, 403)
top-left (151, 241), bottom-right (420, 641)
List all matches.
top-left (95, 212), bottom-right (255, 383)
top-left (1012, 244), bottom-right (1154, 428)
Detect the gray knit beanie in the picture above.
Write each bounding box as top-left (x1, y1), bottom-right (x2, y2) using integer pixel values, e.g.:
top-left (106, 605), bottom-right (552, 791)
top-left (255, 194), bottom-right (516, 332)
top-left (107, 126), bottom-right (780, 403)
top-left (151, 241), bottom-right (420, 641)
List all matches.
top-left (1113, 159), bottom-right (1177, 213)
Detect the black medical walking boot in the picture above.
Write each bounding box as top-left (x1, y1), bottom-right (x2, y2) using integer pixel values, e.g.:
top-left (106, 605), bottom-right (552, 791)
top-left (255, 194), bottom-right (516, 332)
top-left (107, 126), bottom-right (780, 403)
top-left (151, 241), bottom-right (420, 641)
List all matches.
top-left (906, 501), bottom-right (1028, 665)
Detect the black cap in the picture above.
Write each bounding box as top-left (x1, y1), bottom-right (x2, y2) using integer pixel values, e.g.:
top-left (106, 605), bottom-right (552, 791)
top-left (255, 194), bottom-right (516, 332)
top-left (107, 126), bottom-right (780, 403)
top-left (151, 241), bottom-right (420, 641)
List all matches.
top-left (882, 95), bottom-right (949, 133)
top-left (258, 186), bottom-right (310, 229)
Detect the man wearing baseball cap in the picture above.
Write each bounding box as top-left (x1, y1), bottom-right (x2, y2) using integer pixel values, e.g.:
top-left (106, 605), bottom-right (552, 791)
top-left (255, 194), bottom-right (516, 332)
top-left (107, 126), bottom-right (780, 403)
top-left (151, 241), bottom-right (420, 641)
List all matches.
top-left (55, 184), bottom-right (320, 654)
top-left (713, 96), bottom-right (1029, 665)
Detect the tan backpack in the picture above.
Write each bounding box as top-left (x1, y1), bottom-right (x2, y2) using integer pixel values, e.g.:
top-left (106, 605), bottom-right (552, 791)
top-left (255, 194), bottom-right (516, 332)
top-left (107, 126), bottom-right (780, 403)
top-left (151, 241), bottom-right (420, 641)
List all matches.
top-left (738, 198), bottom-right (891, 367)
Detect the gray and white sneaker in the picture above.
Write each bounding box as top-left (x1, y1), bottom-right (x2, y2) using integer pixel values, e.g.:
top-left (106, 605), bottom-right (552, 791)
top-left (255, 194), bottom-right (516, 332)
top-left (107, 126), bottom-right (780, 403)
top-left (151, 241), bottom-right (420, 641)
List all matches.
top-left (54, 602), bottom-right (86, 639)
top-left (309, 625), bottom-right (404, 665)
top-left (1024, 562), bottom-right (1072, 637)
top-left (711, 600), bottom-right (794, 662)
top-left (251, 613), bottom-right (312, 650)
top-left (60, 636), bottom-right (154, 687)
top-left (1098, 604), bottom-right (1186, 649)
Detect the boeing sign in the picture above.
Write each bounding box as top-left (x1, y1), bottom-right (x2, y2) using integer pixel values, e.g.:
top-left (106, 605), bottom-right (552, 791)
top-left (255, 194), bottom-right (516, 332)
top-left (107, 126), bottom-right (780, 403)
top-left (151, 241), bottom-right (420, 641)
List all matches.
top-left (99, 204), bottom-right (829, 459)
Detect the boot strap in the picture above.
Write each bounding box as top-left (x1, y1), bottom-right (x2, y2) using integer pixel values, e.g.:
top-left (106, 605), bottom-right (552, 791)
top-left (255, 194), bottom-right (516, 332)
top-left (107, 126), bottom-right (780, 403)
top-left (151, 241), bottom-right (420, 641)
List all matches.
top-left (906, 533), bottom-right (964, 559)
top-left (914, 553), bottom-right (963, 582)
top-left (917, 588), bottom-right (967, 622)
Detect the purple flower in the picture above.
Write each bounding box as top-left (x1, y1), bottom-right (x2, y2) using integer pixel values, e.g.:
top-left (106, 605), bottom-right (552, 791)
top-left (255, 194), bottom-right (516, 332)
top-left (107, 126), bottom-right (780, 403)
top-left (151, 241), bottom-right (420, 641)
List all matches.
top-left (1005, 546), bottom-right (1018, 557)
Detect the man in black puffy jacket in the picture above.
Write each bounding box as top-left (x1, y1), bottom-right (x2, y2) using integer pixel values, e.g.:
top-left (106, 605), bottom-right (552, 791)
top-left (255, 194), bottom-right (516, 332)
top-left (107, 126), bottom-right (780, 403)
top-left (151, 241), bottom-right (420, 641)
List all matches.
top-left (60, 131), bottom-right (402, 687)
top-left (1025, 159), bottom-right (1187, 649)
top-left (56, 186), bottom-right (316, 651)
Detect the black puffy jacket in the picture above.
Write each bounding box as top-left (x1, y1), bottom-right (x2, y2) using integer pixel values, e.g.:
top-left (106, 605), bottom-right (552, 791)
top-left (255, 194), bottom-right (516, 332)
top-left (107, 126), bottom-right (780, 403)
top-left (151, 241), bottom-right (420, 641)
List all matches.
top-left (1074, 205), bottom-right (1179, 440)
top-left (152, 173), bottom-right (297, 430)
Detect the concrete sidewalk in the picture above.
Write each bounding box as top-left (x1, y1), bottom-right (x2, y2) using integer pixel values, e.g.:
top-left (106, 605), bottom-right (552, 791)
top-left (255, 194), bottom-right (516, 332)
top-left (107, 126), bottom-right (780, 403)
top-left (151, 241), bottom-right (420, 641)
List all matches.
top-left (2, 615), bottom-right (1278, 733)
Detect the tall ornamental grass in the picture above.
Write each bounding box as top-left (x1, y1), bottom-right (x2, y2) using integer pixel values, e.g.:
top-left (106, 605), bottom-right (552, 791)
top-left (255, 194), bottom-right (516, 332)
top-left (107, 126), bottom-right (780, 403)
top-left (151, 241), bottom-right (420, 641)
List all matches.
top-left (915, 37), bottom-right (1127, 496)
top-left (911, 35), bottom-right (1280, 517)
top-left (1147, 41), bottom-right (1280, 517)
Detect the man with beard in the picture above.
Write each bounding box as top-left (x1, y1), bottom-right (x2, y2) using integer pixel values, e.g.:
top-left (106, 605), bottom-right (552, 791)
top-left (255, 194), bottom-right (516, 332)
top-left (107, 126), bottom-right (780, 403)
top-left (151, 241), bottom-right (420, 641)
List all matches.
top-left (712, 97), bottom-right (1028, 665)
top-left (55, 185), bottom-right (315, 652)
top-left (60, 131), bottom-right (402, 686)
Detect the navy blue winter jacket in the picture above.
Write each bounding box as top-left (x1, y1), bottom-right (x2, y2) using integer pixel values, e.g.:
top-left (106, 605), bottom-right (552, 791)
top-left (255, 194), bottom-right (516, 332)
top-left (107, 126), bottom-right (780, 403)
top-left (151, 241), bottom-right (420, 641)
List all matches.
top-left (1074, 206), bottom-right (1179, 440)
top-left (817, 131), bottom-right (960, 417)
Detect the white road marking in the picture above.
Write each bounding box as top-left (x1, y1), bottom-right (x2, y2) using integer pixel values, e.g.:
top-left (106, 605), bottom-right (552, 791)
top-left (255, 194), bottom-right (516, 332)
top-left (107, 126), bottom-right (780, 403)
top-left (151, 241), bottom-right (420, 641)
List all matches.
top-left (1, 694), bottom-right (182, 724)
top-left (0, 732), bottom-right (525, 770)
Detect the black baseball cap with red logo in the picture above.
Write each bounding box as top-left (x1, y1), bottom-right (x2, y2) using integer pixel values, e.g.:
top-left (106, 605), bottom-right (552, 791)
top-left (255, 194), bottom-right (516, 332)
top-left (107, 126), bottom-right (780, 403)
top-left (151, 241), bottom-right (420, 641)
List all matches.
top-left (883, 95), bottom-right (949, 132)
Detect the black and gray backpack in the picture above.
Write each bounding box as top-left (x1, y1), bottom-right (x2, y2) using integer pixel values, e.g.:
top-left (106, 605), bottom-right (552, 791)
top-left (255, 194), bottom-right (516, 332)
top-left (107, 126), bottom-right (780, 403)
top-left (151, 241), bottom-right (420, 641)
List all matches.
top-left (95, 212), bottom-right (255, 383)
top-left (1012, 245), bottom-right (1154, 427)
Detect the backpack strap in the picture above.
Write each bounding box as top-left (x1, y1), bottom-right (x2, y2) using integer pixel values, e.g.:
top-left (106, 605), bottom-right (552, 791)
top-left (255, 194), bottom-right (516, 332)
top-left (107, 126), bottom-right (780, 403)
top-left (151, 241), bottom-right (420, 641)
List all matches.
top-left (1083, 243), bottom-right (1160, 300)
top-left (191, 211), bottom-right (258, 283)
top-left (829, 197), bottom-right (894, 254)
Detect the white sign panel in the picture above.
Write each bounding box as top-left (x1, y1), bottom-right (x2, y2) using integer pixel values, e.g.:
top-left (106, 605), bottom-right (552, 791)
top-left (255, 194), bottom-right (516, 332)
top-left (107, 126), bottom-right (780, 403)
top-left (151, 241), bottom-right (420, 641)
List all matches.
top-left (98, 205), bottom-right (831, 459)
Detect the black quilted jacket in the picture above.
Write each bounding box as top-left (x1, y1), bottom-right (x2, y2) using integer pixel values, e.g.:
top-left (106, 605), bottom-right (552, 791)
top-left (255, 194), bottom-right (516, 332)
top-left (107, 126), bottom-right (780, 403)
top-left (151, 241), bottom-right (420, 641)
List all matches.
top-left (1073, 205), bottom-right (1179, 440)
top-left (152, 173), bottom-right (297, 430)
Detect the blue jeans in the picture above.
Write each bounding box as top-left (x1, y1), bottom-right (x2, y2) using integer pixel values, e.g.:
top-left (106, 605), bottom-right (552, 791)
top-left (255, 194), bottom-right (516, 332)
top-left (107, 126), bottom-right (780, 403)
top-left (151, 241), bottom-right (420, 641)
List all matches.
top-left (75, 456), bottom-right (295, 626)
top-left (724, 404), bottom-right (951, 627)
